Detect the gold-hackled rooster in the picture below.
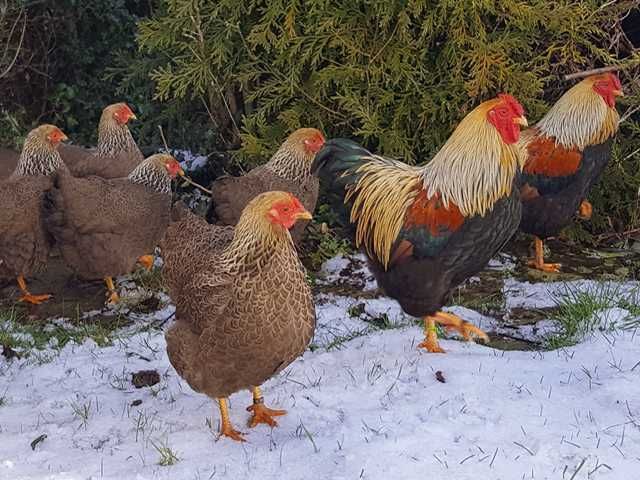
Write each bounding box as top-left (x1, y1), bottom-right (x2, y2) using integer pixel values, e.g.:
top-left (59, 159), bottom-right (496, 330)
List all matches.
top-left (312, 95), bottom-right (527, 353)
top-left (519, 73), bottom-right (624, 272)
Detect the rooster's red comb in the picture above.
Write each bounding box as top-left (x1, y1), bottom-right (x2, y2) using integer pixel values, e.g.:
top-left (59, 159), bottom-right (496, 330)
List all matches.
top-left (497, 93), bottom-right (525, 117)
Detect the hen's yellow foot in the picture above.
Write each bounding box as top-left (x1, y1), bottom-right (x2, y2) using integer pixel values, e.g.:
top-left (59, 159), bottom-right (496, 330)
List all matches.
top-left (219, 423), bottom-right (247, 442)
top-left (435, 311), bottom-right (489, 343)
top-left (16, 276), bottom-right (51, 305)
top-left (18, 293), bottom-right (52, 305)
top-left (578, 200), bottom-right (593, 220)
top-left (137, 255), bottom-right (154, 271)
top-left (217, 398), bottom-right (246, 442)
top-left (246, 403), bottom-right (287, 428)
top-left (417, 316), bottom-right (446, 353)
top-left (104, 277), bottom-right (120, 304)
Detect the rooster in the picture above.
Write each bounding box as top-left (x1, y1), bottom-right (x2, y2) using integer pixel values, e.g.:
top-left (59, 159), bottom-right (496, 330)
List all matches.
top-left (162, 192), bottom-right (315, 441)
top-left (206, 128), bottom-right (324, 243)
top-left (519, 73), bottom-right (623, 272)
top-left (312, 95), bottom-right (527, 353)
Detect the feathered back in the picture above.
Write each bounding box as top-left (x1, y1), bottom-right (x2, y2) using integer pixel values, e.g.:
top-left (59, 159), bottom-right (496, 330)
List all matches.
top-left (43, 170), bottom-right (172, 279)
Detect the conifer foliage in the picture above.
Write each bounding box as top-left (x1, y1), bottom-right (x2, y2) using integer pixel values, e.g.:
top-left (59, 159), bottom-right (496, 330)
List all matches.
top-left (139, 0), bottom-right (640, 239)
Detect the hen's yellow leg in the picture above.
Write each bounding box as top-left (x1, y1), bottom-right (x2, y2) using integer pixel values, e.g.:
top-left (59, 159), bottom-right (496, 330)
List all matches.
top-left (246, 386), bottom-right (287, 428)
top-left (104, 277), bottom-right (120, 304)
top-left (417, 316), bottom-right (445, 353)
top-left (527, 237), bottom-right (561, 273)
top-left (434, 311), bottom-right (489, 343)
top-left (217, 398), bottom-right (246, 442)
top-left (17, 275), bottom-right (51, 305)
top-left (137, 255), bottom-right (154, 271)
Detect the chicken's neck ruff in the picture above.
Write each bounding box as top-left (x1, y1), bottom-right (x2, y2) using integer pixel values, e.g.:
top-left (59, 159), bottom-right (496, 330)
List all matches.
top-left (222, 208), bottom-right (297, 270)
top-left (128, 161), bottom-right (172, 194)
top-left (532, 80), bottom-right (619, 151)
top-left (96, 115), bottom-right (138, 157)
top-left (265, 145), bottom-right (314, 183)
top-left (345, 158), bottom-right (422, 268)
top-left (13, 135), bottom-right (66, 177)
top-left (420, 102), bottom-right (521, 218)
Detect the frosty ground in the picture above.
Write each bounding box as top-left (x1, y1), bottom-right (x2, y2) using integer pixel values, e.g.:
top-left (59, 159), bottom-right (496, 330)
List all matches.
top-left (1, 253), bottom-right (640, 480)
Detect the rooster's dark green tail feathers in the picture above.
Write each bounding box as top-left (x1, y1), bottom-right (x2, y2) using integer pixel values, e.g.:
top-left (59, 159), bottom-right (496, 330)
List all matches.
top-left (311, 138), bottom-right (374, 180)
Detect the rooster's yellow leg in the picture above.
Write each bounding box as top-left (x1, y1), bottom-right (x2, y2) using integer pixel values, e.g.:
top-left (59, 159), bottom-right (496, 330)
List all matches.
top-left (434, 311), bottom-right (489, 343)
top-left (527, 237), bottom-right (561, 273)
top-left (16, 275), bottom-right (51, 305)
top-left (104, 277), bottom-right (120, 304)
top-left (137, 255), bottom-right (154, 271)
top-left (246, 386), bottom-right (287, 428)
top-left (217, 398), bottom-right (246, 442)
top-left (417, 316), bottom-right (445, 353)
top-left (578, 200), bottom-right (593, 220)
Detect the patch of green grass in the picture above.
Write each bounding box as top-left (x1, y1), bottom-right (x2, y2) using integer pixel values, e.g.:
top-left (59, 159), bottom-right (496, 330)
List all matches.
top-left (0, 307), bottom-right (128, 360)
top-left (546, 282), bottom-right (631, 349)
top-left (324, 329), bottom-right (369, 351)
top-left (132, 264), bottom-right (166, 292)
top-left (151, 439), bottom-right (180, 466)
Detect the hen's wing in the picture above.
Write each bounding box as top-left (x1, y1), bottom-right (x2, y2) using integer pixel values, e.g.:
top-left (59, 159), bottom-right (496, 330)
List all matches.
top-left (0, 176), bottom-right (53, 279)
top-left (43, 171), bottom-right (170, 278)
top-left (161, 203), bottom-right (234, 302)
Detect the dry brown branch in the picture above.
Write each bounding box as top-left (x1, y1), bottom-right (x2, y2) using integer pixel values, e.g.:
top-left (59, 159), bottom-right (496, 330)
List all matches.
top-left (563, 66), bottom-right (620, 81)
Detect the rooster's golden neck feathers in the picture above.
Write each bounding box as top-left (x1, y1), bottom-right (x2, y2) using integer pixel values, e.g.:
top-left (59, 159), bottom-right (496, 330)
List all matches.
top-left (533, 77), bottom-right (620, 150)
top-left (13, 125), bottom-right (67, 177)
top-left (128, 154), bottom-right (174, 194)
top-left (421, 98), bottom-right (521, 217)
top-left (97, 104), bottom-right (138, 157)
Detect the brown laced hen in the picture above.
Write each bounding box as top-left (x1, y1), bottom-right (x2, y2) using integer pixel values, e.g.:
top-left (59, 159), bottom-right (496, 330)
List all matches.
top-left (206, 128), bottom-right (324, 243)
top-left (58, 102), bottom-right (143, 178)
top-left (0, 147), bottom-right (20, 180)
top-left (162, 191), bottom-right (315, 442)
top-left (0, 125), bottom-right (68, 304)
top-left (43, 153), bottom-right (183, 304)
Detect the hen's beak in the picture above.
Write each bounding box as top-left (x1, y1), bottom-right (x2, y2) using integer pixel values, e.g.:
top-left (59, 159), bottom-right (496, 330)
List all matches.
top-left (60, 133), bottom-right (69, 142)
top-left (295, 209), bottom-right (313, 221)
top-left (177, 168), bottom-right (185, 177)
top-left (514, 116), bottom-right (528, 127)
top-left (613, 89), bottom-right (624, 97)
top-left (129, 113), bottom-right (138, 121)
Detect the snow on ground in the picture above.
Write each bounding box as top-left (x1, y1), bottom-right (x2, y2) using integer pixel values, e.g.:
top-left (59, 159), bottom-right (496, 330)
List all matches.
top-left (2, 256), bottom-right (640, 480)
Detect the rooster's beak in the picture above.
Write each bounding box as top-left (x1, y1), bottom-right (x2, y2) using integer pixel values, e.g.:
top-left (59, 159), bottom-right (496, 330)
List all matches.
top-left (295, 209), bottom-right (313, 221)
top-left (613, 89), bottom-right (624, 97)
top-left (514, 116), bottom-right (528, 127)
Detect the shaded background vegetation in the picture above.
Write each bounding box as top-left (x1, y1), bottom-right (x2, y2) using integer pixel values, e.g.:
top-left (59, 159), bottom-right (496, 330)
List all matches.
top-left (1, 0), bottom-right (639, 245)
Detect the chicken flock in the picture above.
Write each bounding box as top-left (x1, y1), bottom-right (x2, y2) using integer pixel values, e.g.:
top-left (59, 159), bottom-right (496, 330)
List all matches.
top-left (0, 73), bottom-right (625, 441)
